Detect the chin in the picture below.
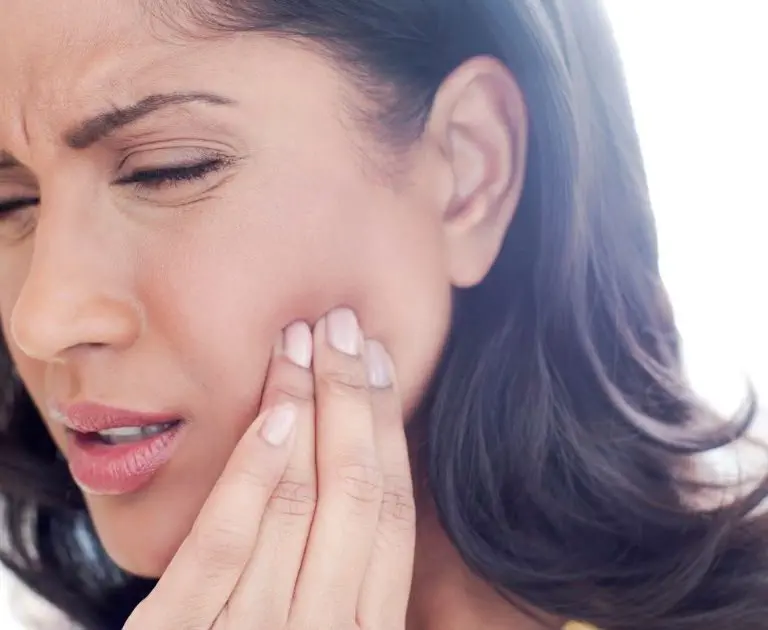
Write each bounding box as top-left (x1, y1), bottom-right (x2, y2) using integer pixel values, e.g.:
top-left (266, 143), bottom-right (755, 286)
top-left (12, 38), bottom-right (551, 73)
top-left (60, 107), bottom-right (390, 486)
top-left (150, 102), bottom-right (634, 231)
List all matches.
top-left (92, 511), bottom-right (182, 579)
top-left (109, 533), bottom-right (177, 579)
top-left (85, 485), bottom-right (208, 580)
top-left (79, 420), bottom-right (237, 579)
top-left (109, 547), bottom-right (170, 580)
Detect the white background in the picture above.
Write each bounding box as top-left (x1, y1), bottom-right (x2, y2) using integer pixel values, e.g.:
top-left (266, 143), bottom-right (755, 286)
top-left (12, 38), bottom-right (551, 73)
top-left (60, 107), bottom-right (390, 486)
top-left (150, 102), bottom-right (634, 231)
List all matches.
top-left (1, 1), bottom-right (767, 626)
top-left (606, 0), bottom-right (767, 411)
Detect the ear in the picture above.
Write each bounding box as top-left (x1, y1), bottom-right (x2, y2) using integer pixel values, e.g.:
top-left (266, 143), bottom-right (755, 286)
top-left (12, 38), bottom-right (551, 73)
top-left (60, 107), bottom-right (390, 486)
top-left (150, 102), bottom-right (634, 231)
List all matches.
top-left (425, 56), bottom-right (528, 288)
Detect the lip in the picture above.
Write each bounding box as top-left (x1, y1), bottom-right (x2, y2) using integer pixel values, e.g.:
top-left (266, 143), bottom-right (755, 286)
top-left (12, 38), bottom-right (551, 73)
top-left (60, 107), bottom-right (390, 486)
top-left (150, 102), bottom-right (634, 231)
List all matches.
top-left (56, 401), bottom-right (181, 433)
top-left (55, 402), bottom-right (186, 496)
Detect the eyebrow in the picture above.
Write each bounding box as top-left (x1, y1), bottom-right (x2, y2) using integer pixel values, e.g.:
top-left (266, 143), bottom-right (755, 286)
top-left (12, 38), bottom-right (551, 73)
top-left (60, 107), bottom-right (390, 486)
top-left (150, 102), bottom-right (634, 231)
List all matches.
top-left (64, 91), bottom-right (237, 150)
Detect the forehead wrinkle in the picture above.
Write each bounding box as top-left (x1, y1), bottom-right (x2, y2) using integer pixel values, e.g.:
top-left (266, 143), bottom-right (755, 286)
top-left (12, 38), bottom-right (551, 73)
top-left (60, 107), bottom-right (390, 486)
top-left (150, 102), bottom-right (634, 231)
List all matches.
top-left (0, 0), bottom-right (210, 165)
top-left (3, 0), bottom-right (173, 99)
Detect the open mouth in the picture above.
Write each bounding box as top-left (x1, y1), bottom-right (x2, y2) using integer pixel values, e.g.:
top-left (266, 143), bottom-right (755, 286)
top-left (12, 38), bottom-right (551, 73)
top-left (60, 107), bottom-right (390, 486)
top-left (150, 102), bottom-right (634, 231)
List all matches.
top-left (58, 403), bottom-right (188, 495)
top-left (74, 420), bottom-right (183, 446)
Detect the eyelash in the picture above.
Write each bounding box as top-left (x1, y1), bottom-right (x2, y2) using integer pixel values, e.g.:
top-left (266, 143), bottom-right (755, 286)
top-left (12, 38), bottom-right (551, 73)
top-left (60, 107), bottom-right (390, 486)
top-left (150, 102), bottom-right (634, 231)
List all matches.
top-left (0, 158), bottom-right (229, 215)
top-left (115, 157), bottom-right (229, 190)
top-left (0, 197), bottom-right (38, 215)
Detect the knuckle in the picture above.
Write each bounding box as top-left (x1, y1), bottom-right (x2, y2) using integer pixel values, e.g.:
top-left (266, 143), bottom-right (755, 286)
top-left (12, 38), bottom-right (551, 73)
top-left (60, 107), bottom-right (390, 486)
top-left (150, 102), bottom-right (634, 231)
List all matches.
top-left (268, 378), bottom-right (314, 405)
top-left (317, 368), bottom-right (369, 399)
top-left (380, 475), bottom-right (417, 528)
top-left (226, 463), bottom-right (275, 491)
top-left (190, 518), bottom-right (252, 577)
top-left (338, 462), bottom-right (384, 506)
top-left (268, 474), bottom-right (318, 517)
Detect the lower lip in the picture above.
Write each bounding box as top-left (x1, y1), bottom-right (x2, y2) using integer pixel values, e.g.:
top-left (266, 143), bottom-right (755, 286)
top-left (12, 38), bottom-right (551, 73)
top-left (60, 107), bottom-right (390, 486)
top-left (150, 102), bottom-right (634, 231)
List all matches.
top-left (65, 423), bottom-right (185, 496)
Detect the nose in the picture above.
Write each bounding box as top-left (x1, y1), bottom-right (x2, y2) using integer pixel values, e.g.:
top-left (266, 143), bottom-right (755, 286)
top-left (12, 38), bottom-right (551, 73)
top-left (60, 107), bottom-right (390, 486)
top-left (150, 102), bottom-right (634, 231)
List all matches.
top-left (10, 209), bottom-right (143, 362)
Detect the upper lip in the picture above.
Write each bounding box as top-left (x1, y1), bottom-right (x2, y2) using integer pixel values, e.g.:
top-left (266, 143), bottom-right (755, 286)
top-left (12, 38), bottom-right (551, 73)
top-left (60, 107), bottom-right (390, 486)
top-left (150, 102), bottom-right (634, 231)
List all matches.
top-left (51, 402), bottom-right (180, 434)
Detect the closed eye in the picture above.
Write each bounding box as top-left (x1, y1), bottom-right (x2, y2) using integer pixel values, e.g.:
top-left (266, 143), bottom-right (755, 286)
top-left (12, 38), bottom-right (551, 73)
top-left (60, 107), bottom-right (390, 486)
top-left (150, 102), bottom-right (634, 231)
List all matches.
top-left (114, 158), bottom-right (230, 191)
top-left (0, 197), bottom-right (39, 216)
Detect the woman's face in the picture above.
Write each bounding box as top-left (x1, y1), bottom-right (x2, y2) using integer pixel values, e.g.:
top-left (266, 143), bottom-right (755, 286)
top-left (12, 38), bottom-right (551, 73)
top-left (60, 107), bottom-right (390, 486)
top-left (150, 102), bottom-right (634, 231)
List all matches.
top-left (0, 1), bottom-right (523, 576)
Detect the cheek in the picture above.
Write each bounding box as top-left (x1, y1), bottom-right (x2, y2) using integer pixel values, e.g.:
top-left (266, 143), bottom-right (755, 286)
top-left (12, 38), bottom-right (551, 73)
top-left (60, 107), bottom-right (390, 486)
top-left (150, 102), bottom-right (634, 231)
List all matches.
top-left (139, 165), bottom-right (451, 422)
top-left (82, 150), bottom-right (450, 577)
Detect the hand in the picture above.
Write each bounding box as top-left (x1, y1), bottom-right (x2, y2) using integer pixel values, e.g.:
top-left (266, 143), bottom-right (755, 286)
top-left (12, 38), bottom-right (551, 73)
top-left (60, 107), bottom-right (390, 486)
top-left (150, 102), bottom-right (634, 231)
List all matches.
top-left (124, 308), bottom-right (416, 630)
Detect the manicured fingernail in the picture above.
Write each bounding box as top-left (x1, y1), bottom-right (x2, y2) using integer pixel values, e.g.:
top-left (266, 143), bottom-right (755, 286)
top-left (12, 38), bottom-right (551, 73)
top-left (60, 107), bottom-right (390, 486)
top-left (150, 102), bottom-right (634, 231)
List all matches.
top-left (260, 405), bottom-right (297, 446)
top-left (326, 307), bottom-right (359, 356)
top-left (365, 340), bottom-right (392, 389)
top-left (283, 321), bottom-right (312, 368)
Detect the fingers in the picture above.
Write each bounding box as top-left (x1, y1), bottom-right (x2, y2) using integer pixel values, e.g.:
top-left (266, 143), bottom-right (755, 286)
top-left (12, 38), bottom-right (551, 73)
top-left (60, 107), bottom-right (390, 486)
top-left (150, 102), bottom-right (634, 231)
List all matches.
top-left (124, 377), bottom-right (298, 629)
top-left (290, 308), bottom-right (413, 628)
top-left (357, 340), bottom-right (416, 627)
top-left (125, 308), bottom-right (414, 630)
top-left (225, 321), bottom-right (317, 626)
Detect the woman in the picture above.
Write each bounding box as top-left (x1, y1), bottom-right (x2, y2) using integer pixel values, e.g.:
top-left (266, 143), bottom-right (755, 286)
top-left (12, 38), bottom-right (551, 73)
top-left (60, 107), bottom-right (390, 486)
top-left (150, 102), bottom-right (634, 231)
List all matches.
top-left (0, 0), bottom-right (765, 628)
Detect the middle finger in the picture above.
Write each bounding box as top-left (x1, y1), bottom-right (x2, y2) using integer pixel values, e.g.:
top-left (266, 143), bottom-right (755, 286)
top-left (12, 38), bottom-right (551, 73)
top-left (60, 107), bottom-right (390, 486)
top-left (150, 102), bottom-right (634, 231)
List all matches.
top-left (290, 307), bottom-right (383, 627)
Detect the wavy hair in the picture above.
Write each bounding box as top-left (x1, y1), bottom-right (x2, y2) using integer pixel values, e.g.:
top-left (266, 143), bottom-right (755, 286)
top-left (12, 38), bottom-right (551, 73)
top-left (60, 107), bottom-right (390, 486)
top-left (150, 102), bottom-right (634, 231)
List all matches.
top-left (1, 1), bottom-right (765, 628)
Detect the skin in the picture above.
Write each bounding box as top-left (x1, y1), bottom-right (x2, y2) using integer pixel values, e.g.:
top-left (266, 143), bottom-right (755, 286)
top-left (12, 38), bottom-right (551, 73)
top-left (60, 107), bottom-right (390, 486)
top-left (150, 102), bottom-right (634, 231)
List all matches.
top-left (0, 1), bottom-right (559, 628)
top-left (126, 311), bottom-right (418, 628)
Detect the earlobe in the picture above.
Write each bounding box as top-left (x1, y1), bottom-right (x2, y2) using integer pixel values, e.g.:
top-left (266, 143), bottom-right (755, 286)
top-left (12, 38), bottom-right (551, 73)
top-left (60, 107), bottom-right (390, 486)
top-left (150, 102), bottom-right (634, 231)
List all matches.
top-left (426, 56), bottom-right (528, 288)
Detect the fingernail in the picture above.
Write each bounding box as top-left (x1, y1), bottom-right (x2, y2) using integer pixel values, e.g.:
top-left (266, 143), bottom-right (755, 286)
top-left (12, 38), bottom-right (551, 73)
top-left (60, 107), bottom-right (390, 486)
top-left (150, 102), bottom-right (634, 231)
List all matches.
top-left (326, 308), bottom-right (360, 356)
top-left (365, 340), bottom-right (392, 389)
top-left (283, 321), bottom-right (312, 368)
top-left (260, 405), bottom-right (297, 446)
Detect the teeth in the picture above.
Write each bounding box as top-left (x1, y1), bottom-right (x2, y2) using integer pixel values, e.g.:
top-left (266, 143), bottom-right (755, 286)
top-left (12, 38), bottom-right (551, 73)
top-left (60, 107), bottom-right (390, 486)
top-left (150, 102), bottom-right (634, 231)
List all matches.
top-left (96, 422), bottom-right (177, 445)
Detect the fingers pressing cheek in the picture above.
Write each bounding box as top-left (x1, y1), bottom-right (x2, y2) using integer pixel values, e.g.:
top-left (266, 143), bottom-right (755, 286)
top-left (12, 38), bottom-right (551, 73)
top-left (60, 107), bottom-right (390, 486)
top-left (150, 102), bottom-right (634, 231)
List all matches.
top-left (126, 311), bottom-right (415, 630)
top-left (288, 308), bottom-right (415, 629)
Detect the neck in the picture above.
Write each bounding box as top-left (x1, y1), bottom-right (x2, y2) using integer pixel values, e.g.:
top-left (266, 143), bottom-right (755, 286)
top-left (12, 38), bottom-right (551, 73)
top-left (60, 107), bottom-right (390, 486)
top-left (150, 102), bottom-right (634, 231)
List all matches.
top-left (406, 504), bottom-right (560, 630)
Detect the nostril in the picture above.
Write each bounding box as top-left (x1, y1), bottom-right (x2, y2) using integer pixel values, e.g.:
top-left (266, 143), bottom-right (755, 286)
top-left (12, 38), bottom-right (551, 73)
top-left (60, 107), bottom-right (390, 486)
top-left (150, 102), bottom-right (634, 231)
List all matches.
top-left (9, 288), bottom-right (143, 360)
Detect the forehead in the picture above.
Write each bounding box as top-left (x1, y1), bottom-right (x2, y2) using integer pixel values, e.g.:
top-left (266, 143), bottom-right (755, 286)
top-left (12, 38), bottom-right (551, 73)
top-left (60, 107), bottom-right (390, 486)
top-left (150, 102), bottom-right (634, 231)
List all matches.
top-left (1, 0), bottom-right (155, 85)
top-left (0, 0), bottom-right (210, 149)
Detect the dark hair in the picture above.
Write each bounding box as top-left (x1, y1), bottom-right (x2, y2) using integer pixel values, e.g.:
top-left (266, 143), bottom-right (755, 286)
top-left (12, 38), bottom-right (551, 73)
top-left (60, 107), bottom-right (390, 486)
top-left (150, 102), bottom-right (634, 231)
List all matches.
top-left (1, 1), bottom-right (766, 628)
